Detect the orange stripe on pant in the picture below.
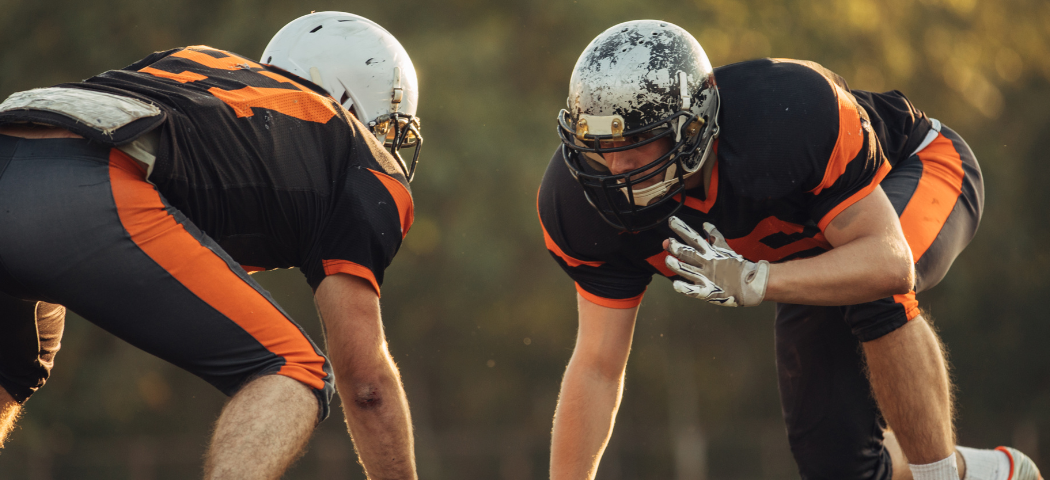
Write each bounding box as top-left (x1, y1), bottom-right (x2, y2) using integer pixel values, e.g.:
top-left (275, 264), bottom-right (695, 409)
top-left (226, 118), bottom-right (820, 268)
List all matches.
top-left (895, 131), bottom-right (965, 321)
top-left (899, 133), bottom-right (966, 261)
top-left (107, 149), bottom-right (328, 390)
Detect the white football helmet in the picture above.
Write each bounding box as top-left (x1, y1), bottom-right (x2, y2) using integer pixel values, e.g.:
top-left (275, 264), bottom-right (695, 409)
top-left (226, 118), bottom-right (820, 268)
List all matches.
top-left (262, 11), bottom-right (423, 180)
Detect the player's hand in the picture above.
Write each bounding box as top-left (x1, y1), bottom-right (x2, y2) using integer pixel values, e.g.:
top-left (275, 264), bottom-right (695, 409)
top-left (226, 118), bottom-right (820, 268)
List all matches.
top-left (663, 216), bottom-right (769, 307)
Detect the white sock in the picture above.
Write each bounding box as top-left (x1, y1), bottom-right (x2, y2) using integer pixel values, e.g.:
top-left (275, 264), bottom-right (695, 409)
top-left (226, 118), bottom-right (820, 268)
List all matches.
top-left (911, 453), bottom-right (961, 480)
top-left (956, 446), bottom-right (1011, 480)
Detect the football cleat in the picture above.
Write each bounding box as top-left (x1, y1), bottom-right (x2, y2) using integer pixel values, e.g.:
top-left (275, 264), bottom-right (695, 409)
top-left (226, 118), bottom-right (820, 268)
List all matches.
top-left (997, 446), bottom-right (1043, 480)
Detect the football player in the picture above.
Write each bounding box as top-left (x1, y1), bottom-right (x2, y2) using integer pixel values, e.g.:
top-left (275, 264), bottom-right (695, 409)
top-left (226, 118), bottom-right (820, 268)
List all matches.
top-left (0, 12), bottom-right (420, 479)
top-left (539, 20), bottom-right (1041, 480)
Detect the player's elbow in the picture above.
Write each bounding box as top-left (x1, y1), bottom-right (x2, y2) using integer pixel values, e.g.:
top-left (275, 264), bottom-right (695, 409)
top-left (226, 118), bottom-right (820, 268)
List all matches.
top-left (339, 370), bottom-right (401, 411)
top-left (890, 269), bottom-right (915, 296)
top-left (867, 234), bottom-right (914, 297)
top-left (569, 349), bottom-right (628, 385)
top-left (880, 256), bottom-right (915, 297)
top-left (332, 351), bottom-right (402, 405)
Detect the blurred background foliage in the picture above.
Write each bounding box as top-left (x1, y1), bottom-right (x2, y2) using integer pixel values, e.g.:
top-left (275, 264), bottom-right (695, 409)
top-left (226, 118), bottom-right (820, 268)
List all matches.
top-left (1, 0), bottom-right (1049, 478)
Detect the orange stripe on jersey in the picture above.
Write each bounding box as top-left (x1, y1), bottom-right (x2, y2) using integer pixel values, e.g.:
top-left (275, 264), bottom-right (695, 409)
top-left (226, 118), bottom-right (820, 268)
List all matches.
top-left (139, 67), bottom-right (208, 84)
top-left (898, 133), bottom-right (965, 261)
top-left (725, 216), bottom-right (832, 263)
top-left (108, 149), bottom-right (328, 391)
top-left (576, 283), bottom-right (644, 309)
top-left (816, 158), bottom-right (892, 231)
top-left (322, 259), bottom-right (380, 296)
top-left (241, 265), bottom-right (266, 274)
top-left (675, 161), bottom-right (720, 213)
top-left (809, 82), bottom-right (866, 197)
top-left (173, 46), bottom-right (262, 71)
top-left (207, 86), bottom-right (338, 124)
top-left (894, 291), bottom-right (921, 320)
top-left (368, 168), bottom-right (415, 238)
top-left (646, 251), bottom-right (676, 277)
top-left (166, 47), bottom-right (340, 124)
top-left (257, 70), bottom-right (332, 97)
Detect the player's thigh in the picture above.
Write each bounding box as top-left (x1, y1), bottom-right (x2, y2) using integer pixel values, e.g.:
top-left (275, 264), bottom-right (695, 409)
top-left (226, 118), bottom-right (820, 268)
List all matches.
top-left (0, 138), bottom-right (333, 417)
top-left (775, 303), bottom-right (892, 480)
top-left (881, 124), bottom-right (983, 292)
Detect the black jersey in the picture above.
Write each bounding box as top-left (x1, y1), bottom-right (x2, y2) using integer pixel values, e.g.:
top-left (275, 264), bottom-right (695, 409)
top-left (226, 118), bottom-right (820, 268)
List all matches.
top-left (538, 58), bottom-right (933, 308)
top-left (12, 46), bottom-right (413, 292)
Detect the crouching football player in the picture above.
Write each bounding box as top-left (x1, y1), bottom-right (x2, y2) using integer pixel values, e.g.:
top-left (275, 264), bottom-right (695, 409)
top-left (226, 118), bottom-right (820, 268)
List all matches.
top-left (539, 20), bottom-right (1041, 480)
top-left (0, 12), bottom-right (422, 479)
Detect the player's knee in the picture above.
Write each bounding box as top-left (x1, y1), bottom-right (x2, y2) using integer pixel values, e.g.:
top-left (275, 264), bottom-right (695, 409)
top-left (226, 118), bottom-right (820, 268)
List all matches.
top-left (267, 358), bottom-right (334, 422)
top-left (251, 371), bottom-right (332, 423)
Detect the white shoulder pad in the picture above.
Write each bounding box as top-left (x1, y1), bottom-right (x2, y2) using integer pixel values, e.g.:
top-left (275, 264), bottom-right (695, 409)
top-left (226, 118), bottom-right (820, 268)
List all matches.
top-left (0, 87), bottom-right (161, 134)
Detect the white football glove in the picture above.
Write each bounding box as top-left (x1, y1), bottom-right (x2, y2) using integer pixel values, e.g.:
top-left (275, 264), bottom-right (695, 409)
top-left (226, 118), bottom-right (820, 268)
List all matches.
top-left (664, 216), bottom-right (770, 307)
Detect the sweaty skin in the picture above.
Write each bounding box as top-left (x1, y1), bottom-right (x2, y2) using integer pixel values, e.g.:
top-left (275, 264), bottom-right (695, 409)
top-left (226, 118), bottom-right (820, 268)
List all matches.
top-left (551, 139), bottom-right (961, 479)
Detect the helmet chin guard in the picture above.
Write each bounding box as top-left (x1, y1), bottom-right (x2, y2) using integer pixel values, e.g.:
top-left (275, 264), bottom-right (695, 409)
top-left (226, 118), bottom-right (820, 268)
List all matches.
top-left (262, 11), bottom-right (423, 181)
top-left (558, 20), bottom-right (720, 232)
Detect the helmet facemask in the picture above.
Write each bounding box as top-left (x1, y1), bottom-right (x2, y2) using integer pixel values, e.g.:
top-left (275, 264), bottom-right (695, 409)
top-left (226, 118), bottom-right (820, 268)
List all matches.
top-left (368, 111), bottom-right (423, 182)
top-left (336, 67), bottom-right (423, 182)
top-left (559, 107), bottom-right (717, 232)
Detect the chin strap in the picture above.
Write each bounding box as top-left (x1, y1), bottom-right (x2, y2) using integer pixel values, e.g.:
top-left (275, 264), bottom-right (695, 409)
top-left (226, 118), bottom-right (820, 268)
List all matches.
top-left (623, 163), bottom-right (687, 206)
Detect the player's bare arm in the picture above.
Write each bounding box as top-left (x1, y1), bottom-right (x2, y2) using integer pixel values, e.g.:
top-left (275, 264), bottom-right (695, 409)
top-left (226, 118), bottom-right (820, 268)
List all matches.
top-left (664, 182), bottom-right (913, 308)
top-left (550, 295), bottom-right (638, 480)
top-left (315, 274), bottom-right (418, 480)
top-left (764, 185), bottom-right (914, 305)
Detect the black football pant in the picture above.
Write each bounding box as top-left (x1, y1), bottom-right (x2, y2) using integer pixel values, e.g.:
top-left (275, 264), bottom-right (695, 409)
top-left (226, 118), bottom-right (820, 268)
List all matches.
top-left (0, 135), bottom-right (333, 421)
top-left (777, 125), bottom-right (982, 479)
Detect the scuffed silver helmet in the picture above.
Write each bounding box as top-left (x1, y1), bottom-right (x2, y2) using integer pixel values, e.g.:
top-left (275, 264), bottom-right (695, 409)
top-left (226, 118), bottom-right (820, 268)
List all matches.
top-left (557, 20), bottom-right (720, 232)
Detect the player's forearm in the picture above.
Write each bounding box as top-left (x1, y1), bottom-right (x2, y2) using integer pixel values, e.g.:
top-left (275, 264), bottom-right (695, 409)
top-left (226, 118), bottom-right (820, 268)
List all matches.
top-left (335, 355), bottom-right (418, 480)
top-left (765, 232), bottom-right (913, 305)
top-left (550, 359), bottom-right (625, 480)
top-left (314, 274), bottom-right (417, 478)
